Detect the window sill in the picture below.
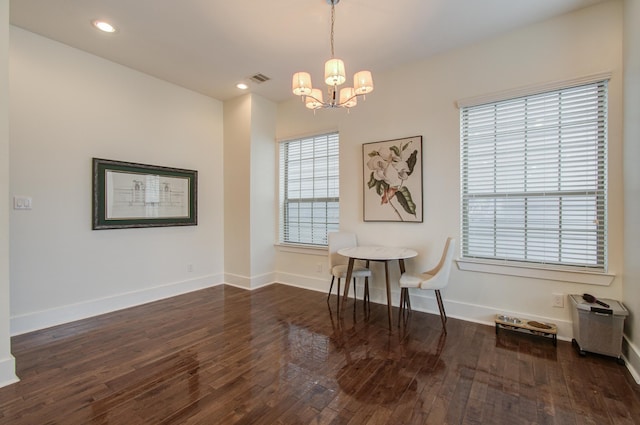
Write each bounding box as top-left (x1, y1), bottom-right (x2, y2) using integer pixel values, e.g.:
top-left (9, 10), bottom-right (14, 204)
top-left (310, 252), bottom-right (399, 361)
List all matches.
top-left (456, 258), bottom-right (615, 286)
top-left (274, 243), bottom-right (328, 256)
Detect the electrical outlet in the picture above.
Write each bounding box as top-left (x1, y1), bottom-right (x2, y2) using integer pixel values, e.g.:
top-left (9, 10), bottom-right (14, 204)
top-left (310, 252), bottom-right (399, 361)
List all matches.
top-left (552, 293), bottom-right (564, 308)
top-left (187, 264), bottom-right (193, 273)
top-left (316, 263), bottom-right (323, 273)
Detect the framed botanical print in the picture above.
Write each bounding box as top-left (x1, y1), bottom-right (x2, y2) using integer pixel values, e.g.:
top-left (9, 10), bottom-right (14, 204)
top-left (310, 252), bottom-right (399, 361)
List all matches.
top-left (363, 136), bottom-right (423, 222)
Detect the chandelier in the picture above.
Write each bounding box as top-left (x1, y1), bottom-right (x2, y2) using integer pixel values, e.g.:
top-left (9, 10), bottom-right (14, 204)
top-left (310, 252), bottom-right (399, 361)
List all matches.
top-left (292, 0), bottom-right (374, 110)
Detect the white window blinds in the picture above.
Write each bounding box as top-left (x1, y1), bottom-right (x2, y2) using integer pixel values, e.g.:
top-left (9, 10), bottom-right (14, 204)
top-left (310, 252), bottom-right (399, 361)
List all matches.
top-left (460, 80), bottom-right (608, 270)
top-left (279, 132), bottom-right (339, 246)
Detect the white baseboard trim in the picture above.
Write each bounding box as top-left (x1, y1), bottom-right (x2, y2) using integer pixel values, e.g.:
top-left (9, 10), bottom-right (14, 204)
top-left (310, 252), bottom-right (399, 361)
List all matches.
top-left (623, 337), bottom-right (640, 384)
top-left (223, 272), bottom-right (277, 290)
top-left (273, 275), bottom-right (574, 338)
top-left (10, 274), bottom-right (223, 336)
top-left (223, 273), bottom-right (250, 289)
top-left (329, 282), bottom-right (574, 341)
top-left (0, 355), bottom-right (19, 388)
top-left (274, 272), bottom-right (328, 294)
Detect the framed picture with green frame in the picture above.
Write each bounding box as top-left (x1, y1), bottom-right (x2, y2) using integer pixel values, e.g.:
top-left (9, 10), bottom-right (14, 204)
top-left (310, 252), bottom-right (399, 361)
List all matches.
top-left (92, 158), bottom-right (197, 229)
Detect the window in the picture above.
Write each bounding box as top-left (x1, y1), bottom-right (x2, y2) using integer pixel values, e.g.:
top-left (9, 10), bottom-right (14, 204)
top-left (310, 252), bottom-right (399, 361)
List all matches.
top-left (460, 80), bottom-right (607, 271)
top-left (279, 132), bottom-right (339, 246)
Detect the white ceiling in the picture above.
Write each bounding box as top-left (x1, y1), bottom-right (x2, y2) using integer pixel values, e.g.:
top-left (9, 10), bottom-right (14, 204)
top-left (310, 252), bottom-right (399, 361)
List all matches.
top-left (10, 0), bottom-right (607, 103)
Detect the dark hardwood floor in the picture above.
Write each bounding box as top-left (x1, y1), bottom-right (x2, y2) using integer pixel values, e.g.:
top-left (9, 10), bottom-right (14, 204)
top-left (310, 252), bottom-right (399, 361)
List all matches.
top-left (1, 284), bottom-right (639, 424)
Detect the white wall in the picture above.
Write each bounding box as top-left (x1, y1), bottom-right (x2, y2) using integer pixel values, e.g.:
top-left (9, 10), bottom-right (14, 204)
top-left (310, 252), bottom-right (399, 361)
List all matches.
top-left (0, 0), bottom-right (17, 386)
top-left (249, 95), bottom-right (276, 280)
top-left (623, 0), bottom-right (640, 378)
top-left (223, 95), bottom-right (252, 280)
top-left (223, 93), bottom-right (277, 288)
top-left (276, 1), bottom-right (624, 339)
top-left (9, 27), bottom-right (225, 335)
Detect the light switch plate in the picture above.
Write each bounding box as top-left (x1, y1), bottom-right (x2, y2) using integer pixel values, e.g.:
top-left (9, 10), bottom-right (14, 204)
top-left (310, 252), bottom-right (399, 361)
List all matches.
top-left (13, 196), bottom-right (32, 210)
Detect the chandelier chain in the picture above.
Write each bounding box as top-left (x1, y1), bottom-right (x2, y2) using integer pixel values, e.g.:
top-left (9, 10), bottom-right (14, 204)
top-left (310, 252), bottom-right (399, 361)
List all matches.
top-left (330, 1), bottom-right (335, 58)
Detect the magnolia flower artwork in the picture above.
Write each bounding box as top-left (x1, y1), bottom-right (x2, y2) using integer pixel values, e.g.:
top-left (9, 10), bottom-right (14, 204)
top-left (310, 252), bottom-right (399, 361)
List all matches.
top-left (363, 136), bottom-right (423, 222)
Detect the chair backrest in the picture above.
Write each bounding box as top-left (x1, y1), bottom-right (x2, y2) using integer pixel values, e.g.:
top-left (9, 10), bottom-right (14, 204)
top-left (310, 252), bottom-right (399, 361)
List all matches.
top-left (328, 232), bottom-right (358, 269)
top-left (421, 237), bottom-right (456, 290)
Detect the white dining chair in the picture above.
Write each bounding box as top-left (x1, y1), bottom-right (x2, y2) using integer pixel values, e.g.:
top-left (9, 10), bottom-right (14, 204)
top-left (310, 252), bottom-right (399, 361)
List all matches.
top-left (328, 232), bottom-right (372, 309)
top-left (398, 237), bottom-right (456, 332)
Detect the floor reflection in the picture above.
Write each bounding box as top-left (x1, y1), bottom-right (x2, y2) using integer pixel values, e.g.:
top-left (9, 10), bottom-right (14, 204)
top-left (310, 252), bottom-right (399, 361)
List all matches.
top-left (337, 357), bottom-right (417, 404)
top-left (90, 350), bottom-right (200, 424)
top-left (495, 328), bottom-right (558, 360)
top-left (329, 303), bottom-right (448, 405)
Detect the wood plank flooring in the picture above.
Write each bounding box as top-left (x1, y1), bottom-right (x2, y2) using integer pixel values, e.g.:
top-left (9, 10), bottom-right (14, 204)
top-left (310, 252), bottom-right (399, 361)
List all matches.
top-left (1, 284), bottom-right (640, 424)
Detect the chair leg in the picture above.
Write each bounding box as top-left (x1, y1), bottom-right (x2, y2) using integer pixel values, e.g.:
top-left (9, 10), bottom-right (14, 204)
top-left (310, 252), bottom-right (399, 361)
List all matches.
top-left (352, 278), bottom-right (357, 300)
top-left (398, 288), bottom-right (411, 326)
top-left (352, 278), bottom-right (358, 316)
top-left (435, 290), bottom-right (447, 322)
top-left (364, 276), bottom-right (370, 313)
top-left (327, 276), bottom-right (335, 302)
top-left (336, 278), bottom-right (341, 310)
top-left (435, 289), bottom-right (447, 333)
top-left (364, 261), bottom-right (371, 311)
top-left (398, 288), bottom-right (405, 326)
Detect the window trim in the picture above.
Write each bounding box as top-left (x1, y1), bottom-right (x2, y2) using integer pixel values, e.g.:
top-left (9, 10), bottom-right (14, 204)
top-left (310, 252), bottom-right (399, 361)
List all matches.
top-left (278, 131), bottom-right (340, 247)
top-left (458, 75), bottom-right (610, 275)
top-left (273, 242), bottom-right (328, 256)
top-left (456, 258), bottom-right (615, 286)
top-left (456, 72), bottom-right (612, 108)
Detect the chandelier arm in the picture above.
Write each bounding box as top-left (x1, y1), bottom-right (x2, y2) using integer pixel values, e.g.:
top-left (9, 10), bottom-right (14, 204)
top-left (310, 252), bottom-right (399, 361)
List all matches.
top-left (338, 92), bottom-right (360, 106)
top-left (304, 93), bottom-right (324, 104)
top-left (304, 86), bottom-right (365, 109)
top-left (334, 92), bottom-right (365, 108)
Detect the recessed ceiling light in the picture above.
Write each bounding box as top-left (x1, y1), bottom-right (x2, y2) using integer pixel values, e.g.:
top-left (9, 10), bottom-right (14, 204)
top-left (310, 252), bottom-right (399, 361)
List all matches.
top-left (236, 83), bottom-right (249, 90)
top-left (92, 20), bottom-right (116, 33)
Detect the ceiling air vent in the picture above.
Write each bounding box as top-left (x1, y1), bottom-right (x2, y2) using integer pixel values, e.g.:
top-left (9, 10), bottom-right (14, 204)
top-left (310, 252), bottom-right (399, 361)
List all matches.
top-left (249, 73), bottom-right (270, 84)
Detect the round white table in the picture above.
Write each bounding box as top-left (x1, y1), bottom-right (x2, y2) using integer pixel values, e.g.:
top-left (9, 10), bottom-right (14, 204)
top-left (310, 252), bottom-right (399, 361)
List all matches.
top-left (338, 246), bottom-right (418, 329)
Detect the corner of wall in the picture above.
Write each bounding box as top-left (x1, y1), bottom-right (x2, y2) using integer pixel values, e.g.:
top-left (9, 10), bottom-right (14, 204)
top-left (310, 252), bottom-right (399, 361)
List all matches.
top-left (224, 272), bottom-right (277, 290)
top-left (0, 0), bottom-right (16, 389)
top-left (0, 355), bottom-right (18, 388)
top-left (623, 337), bottom-right (640, 384)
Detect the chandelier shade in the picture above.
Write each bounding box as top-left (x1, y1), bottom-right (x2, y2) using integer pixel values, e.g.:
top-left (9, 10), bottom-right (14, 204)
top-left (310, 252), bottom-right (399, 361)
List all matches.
top-left (291, 0), bottom-right (373, 110)
top-left (305, 89), bottom-right (324, 109)
top-left (292, 72), bottom-right (313, 96)
top-left (324, 58), bottom-right (346, 86)
top-left (339, 87), bottom-right (357, 108)
top-left (354, 70), bottom-right (374, 95)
